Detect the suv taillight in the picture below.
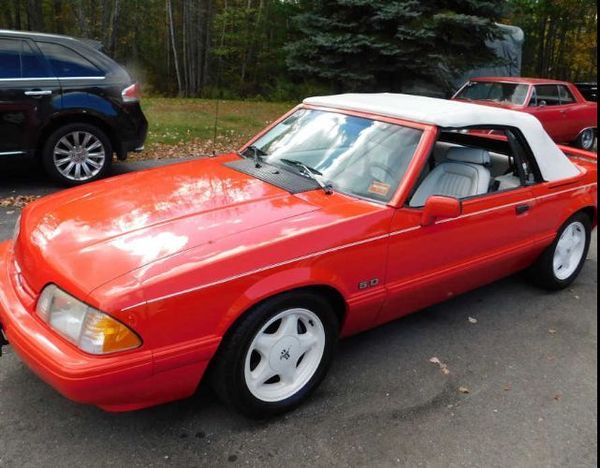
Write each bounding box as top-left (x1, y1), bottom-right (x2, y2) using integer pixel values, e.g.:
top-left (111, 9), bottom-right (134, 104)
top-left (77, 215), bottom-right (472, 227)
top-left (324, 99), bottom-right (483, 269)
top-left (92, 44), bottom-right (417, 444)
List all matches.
top-left (122, 83), bottom-right (141, 103)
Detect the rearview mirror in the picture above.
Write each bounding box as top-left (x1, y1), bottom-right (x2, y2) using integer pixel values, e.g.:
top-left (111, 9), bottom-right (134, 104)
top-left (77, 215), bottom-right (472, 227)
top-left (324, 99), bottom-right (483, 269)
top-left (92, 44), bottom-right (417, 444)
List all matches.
top-left (421, 196), bottom-right (462, 226)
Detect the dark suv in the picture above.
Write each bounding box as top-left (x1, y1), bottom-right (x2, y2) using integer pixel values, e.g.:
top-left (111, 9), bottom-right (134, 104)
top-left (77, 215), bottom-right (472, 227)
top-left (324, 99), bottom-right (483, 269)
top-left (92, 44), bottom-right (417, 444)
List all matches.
top-left (0, 30), bottom-right (147, 185)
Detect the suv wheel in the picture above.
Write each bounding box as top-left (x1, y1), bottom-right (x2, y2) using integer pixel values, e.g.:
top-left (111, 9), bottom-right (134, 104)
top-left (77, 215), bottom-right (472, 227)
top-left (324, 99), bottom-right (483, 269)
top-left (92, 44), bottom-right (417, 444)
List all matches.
top-left (42, 123), bottom-right (112, 186)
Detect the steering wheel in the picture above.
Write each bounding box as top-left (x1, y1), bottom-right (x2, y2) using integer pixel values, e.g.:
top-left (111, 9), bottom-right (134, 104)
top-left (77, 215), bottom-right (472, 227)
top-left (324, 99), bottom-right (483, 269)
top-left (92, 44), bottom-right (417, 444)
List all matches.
top-left (369, 163), bottom-right (396, 184)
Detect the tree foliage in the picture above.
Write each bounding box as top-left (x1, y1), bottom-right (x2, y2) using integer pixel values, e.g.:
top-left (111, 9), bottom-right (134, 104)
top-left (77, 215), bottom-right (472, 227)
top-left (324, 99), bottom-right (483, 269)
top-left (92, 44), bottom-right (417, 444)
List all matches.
top-left (286, 0), bottom-right (506, 93)
top-left (506, 0), bottom-right (597, 81)
top-left (0, 0), bottom-right (596, 98)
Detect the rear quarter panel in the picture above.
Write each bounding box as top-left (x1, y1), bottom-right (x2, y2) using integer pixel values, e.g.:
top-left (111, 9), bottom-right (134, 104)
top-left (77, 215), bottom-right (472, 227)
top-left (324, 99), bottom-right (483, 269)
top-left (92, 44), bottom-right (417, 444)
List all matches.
top-left (530, 148), bottom-right (597, 243)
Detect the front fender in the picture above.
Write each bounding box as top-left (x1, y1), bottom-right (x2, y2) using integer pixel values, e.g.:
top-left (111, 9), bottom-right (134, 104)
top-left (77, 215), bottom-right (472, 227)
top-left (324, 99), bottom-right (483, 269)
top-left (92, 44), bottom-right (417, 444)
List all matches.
top-left (219, 266), bottom-right (351, 336)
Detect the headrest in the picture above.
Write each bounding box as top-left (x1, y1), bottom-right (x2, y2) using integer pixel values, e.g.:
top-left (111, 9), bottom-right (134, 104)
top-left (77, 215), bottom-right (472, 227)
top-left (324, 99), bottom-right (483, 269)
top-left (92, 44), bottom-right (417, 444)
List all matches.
top-left (446, 147), bottom-right (491, 166)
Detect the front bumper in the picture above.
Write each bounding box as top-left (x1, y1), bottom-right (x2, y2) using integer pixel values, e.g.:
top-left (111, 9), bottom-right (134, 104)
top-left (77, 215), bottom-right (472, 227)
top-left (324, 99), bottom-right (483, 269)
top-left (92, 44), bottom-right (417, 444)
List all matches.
top-left (0, 241), bottom-right (212, 412)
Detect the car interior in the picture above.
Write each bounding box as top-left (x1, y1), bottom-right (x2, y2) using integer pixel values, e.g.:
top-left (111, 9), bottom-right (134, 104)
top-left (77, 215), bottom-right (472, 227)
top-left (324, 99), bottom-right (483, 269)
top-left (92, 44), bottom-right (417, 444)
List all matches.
top-left (408, 128), bottom-right (540, 207)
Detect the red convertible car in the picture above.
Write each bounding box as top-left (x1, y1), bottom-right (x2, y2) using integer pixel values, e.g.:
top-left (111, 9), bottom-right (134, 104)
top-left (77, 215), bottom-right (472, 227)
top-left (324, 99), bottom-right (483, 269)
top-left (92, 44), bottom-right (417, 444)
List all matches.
top-left (453, 77), bottom-right (598, 150)
top-left (0, 94), bottom-right (597, 417)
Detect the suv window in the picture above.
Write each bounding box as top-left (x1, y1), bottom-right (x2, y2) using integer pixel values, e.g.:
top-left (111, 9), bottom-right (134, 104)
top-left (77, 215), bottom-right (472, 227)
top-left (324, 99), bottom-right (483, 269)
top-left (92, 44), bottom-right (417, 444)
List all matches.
top-left (37, 42), bottom-right (103, 78)
top-left (0, 38), bottom-right (22, 79)
top-left (532, 85), bottom-right (561, 106)
top-left (558, 85), bottom-right (576, 104)
top-left (0, 38), bottom-right (51, 79)
top-left (21, 42), bottom-right (52, 78)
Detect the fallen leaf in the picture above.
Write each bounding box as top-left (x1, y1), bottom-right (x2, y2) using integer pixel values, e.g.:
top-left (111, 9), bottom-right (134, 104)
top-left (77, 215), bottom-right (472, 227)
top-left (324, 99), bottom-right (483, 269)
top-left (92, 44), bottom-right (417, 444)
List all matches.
top-left (549, 329), bottom-right (557, 335)
top-left (429, 356), bottom-right (450, 375)
top-left (0, 195), bottom-right (41, 208)
top-left (504, 384), bottom-right (512, 392)
top-left (458, 386), bottom-right (470, 394)
top-left (553, 393), bottom-right (562, 401)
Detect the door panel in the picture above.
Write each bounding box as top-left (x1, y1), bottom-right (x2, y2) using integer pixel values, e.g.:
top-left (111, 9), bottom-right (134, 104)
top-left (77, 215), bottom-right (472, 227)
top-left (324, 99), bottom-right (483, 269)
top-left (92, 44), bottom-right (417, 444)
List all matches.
top-left (378, 187), bottom-right (543, 325)
top-left (0, 38), bottom-right (61, 155)
top-left (528, 85), bottom-right (569, 142)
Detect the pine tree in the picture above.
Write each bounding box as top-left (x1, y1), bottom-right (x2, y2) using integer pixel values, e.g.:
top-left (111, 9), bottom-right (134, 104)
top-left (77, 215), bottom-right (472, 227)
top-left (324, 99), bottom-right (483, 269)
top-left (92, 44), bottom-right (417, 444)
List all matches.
top-left (286, 0), bottom-right (506, 93)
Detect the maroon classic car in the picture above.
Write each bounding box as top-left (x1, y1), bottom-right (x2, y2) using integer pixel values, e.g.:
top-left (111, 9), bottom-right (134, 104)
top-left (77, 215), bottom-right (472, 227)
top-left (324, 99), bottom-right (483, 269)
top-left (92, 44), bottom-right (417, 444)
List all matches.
top-left (453, 77), bottom-right (598, 151)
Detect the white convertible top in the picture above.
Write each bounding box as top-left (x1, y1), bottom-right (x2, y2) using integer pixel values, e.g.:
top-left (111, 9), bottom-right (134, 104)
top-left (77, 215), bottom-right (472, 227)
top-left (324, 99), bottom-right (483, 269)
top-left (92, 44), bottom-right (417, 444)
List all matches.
top-left (304, 93), bottom-right (580, 181)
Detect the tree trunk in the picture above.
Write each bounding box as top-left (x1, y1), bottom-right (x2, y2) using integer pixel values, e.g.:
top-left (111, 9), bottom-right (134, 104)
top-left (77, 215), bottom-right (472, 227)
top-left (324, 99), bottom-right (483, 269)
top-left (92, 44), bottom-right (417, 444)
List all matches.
top-left (167, 0), bottom-right (183, 95)
top-left (26, 0), bottom-right (43, 31)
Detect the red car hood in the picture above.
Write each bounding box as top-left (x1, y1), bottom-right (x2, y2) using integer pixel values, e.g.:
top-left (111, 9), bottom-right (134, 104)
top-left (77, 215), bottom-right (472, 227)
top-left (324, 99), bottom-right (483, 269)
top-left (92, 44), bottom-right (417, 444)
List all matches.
top-left (15, 155), bottom-right (320, 296)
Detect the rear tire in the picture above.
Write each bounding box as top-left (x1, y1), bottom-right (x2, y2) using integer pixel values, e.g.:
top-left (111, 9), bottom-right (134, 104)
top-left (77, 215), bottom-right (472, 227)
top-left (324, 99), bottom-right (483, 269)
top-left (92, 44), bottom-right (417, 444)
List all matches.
top-left (42, 123), bottom-right (112, 186)
top-left (210, 291), bottom-right (339, 418)
top-left (528, 212), bottom-right (592, 290)
top-left (574, 128), bottom-right (596, 151)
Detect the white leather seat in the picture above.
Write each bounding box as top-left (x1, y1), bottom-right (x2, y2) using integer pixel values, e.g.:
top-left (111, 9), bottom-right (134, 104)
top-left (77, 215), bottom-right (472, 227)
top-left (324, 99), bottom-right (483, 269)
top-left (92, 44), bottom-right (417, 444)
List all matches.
top-left (409, 147), bottom-right (491, 207)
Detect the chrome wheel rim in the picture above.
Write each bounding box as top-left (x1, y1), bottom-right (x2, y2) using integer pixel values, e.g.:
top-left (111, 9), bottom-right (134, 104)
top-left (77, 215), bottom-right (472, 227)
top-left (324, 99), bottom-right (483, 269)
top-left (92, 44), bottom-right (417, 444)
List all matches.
top-left (581, 129), bottom-right (595, 150)
top-left (553, 221), bottom-right (586, 280)
top-left (244, 308), bottom-right (326, 402)
top-left (53, 131), bottom-right (106, 181)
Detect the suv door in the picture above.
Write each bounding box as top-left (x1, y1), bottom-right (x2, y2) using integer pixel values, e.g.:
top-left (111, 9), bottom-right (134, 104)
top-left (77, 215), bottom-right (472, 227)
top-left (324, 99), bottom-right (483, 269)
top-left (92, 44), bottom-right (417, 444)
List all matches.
top-left (0, 37), bottom-right (61, 156)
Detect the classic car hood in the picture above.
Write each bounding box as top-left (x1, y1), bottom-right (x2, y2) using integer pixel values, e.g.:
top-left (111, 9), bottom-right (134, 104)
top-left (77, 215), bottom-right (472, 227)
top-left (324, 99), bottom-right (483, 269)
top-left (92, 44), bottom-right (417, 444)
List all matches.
top-left (15, 155), bottom-right (320, 295)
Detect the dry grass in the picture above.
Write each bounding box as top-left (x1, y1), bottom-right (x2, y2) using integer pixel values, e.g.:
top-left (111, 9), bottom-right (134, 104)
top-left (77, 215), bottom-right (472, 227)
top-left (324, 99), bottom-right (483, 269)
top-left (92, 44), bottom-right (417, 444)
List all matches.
top-left (136, 98), bottom-right (293, 160)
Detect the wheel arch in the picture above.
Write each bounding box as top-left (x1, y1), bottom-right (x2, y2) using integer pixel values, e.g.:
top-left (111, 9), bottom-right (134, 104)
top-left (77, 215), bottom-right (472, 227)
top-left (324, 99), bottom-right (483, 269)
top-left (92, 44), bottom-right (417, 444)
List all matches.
top-left (217, 283), bottom-right (349, 347)
top-left (36, 112), bottom-right (120, 159)
top-left (580, 205), bottom-right (597, 228)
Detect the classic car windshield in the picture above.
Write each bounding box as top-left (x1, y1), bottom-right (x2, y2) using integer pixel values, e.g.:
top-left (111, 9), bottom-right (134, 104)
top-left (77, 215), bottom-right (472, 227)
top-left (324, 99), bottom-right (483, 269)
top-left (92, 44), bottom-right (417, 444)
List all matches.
top-left (457, 81), bottom-right (529, 106)
top-left (250, 109), bottom-right (423, 202)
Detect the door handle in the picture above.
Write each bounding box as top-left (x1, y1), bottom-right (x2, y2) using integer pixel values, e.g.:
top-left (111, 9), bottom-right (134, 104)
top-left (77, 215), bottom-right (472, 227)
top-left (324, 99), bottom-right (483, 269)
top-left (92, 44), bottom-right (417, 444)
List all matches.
top-left (24, 90), bottom-right (52, 97)
top-left (515, 204), bottom-right (530, 215)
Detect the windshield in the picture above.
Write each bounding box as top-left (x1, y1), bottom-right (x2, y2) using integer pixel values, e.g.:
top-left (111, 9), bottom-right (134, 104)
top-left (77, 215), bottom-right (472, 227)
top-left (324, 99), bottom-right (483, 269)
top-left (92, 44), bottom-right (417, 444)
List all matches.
top-left (249, 109), bottom-right (423, 203)
top-left (457, 81), bottom-right (530, 106)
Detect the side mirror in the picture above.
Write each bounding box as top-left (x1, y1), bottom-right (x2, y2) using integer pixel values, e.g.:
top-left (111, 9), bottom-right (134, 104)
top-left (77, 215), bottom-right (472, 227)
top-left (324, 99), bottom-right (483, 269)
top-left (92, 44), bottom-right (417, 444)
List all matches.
top-left (421, 196), bottom-right (462, 226)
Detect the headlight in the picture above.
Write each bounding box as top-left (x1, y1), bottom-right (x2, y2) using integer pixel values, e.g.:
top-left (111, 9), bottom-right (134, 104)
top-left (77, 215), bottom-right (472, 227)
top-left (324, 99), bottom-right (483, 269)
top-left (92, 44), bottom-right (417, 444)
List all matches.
top-left (36, 285), bottom-right (141, 355)
top-left (13, 215), bottom-right (21, 243)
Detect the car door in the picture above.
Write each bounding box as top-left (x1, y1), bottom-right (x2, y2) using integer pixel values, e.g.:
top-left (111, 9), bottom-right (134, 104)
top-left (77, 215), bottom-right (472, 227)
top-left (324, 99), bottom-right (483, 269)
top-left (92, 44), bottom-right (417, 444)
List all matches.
top-left (528, 85), bottom-right (569, 142)
top-left (0, 37), bottom-right (61, 156)
top-left (557, 84), bottom-right (585, 141)
top-left (377, 129), bottom-right (547, 325)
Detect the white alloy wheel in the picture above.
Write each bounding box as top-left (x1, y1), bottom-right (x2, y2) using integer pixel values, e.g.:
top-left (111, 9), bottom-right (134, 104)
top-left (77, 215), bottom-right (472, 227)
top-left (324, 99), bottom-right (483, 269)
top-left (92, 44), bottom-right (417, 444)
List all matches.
top-left (244, 308), bottom-right (326, 402)
top-left (553, 221), bottom-right (587, 280)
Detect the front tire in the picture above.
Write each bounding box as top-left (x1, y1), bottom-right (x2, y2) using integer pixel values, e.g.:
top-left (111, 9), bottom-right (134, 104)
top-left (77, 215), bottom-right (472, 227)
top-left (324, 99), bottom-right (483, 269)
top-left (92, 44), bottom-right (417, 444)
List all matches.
top-left (42, 123), bottom-right (112, 186)
top-left (210, 291), bottom-right (339, 418)
top-left (528, 212), bottom-right (592, 290)
top-left (575, 128), bottom-right (596, 151)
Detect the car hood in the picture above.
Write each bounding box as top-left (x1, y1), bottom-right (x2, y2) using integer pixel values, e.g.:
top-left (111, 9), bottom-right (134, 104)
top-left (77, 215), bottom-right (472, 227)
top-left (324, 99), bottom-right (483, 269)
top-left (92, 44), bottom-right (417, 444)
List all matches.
top-left (15, 155), bottom-right (320, 296)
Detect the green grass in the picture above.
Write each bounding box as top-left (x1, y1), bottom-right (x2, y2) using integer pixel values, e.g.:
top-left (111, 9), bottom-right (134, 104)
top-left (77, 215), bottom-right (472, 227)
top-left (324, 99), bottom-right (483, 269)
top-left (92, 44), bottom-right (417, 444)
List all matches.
top-left (142, 97), bottom-right (293, 148)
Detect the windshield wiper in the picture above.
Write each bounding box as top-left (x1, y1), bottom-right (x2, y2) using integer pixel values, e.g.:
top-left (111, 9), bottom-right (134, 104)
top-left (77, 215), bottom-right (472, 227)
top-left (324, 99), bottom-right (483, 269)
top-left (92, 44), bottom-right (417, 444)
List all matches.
top-left (279, 158), bottom-right (333, 195)
top-left (243, 145), bottom-right (267, 168)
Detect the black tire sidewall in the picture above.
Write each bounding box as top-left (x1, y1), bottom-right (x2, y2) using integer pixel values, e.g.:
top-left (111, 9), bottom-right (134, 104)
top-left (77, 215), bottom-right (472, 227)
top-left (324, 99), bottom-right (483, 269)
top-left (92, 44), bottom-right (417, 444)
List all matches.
top-left (214, 292), bottom-right (339, 418)
top-left (577, 129), bottom-right (596, 151)
top-left (42, 123), bottom-right (112, 186)
top-left (532, 212), bottom-right (592, 290)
